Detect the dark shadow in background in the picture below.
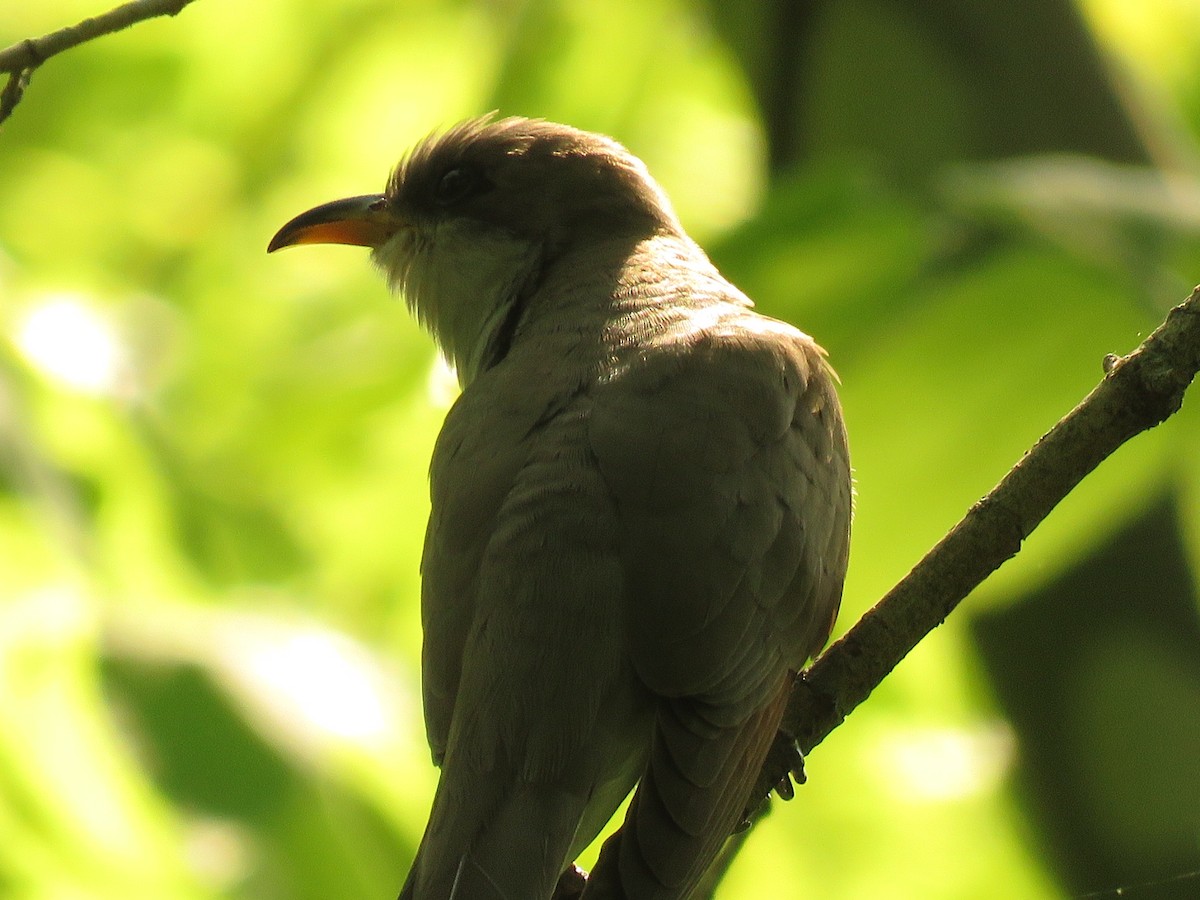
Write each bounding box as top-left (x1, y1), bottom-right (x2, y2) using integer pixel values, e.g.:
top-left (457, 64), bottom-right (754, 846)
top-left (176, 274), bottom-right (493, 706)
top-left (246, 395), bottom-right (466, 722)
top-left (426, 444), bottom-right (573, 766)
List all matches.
top-left (973, 494), bottom-right (1200, 899)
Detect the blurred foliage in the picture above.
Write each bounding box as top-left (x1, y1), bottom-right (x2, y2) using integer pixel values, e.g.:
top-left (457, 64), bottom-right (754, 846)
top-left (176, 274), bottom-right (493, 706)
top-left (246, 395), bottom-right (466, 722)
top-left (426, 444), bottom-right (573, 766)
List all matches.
top-left (1, 0), bottom-right (1199, 898)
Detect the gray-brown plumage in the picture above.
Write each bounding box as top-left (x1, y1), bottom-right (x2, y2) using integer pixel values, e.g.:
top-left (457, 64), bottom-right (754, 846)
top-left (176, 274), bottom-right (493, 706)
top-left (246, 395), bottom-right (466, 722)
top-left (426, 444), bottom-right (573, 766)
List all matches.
top-left (269, 116), bottom-right (851, 900)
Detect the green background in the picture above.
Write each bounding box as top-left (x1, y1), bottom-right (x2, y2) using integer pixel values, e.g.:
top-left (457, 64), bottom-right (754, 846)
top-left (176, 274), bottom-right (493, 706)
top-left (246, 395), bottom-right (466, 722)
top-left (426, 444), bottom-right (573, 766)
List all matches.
top-left (1, 0), bottom-right (1199, 897)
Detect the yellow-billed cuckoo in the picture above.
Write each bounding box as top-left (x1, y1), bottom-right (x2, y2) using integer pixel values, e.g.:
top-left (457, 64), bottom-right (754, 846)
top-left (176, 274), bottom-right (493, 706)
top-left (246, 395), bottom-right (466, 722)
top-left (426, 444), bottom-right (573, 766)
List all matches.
top-left (269, 116), bottom-right (851, 900)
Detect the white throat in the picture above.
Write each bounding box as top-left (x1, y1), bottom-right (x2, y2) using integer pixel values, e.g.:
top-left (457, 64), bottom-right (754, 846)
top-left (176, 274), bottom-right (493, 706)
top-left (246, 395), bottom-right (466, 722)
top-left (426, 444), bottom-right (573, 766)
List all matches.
top-left (373, 220), bottom-right (541, 386)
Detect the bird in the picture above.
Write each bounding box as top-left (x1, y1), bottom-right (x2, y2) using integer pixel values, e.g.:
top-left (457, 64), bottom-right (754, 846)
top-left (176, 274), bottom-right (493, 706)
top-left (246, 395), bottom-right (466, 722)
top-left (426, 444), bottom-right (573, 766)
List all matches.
top-left (268, 115), bottom-right (852, 900)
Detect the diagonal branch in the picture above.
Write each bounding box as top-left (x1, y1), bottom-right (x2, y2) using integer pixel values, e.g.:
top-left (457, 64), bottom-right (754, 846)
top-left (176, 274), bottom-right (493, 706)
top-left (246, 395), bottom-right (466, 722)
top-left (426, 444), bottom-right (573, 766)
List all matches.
top-left (750, 283), bottom-right (1200, 807)
top-left (0, 0), bottom-right (198, 127)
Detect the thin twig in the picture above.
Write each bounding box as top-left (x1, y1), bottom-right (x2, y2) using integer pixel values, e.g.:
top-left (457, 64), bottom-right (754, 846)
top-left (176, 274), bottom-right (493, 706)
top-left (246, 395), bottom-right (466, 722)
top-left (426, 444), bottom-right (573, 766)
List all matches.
top-left (0, 66), bottom-right (32, 124)
top-left (749, 284), bottom-right (1200, 806)
top-left (0, 0), bottom-right (198, 127)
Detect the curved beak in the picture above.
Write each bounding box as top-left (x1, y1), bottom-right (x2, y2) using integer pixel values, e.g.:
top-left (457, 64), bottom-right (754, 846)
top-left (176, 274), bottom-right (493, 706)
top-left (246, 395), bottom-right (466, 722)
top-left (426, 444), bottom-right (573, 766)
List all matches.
top-left (267, 194), bottom-right (396, 253)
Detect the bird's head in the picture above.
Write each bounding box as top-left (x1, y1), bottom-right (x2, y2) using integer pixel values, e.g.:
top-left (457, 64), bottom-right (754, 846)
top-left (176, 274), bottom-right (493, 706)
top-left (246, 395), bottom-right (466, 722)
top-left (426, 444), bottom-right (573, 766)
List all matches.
top-left (269, 115), bottom-right (684, 382)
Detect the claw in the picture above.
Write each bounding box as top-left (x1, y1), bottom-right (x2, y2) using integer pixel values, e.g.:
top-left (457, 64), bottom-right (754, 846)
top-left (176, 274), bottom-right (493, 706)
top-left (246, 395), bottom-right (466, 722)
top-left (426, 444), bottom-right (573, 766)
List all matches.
top-left (772, 737), bottom-right (806, 799)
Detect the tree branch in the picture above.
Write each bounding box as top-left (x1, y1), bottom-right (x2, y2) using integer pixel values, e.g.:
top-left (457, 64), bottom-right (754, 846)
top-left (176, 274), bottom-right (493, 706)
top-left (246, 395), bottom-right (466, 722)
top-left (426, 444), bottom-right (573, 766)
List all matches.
top-left (0, 0), bottom-right (198, 127)
top-left (750, 283), bottom-right (1200, 806)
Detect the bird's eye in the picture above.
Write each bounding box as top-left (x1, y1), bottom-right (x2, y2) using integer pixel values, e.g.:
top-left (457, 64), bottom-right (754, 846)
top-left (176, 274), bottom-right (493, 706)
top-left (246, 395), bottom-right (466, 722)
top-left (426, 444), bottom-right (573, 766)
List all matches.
top-left (434, 166), bottom-right (484, 207)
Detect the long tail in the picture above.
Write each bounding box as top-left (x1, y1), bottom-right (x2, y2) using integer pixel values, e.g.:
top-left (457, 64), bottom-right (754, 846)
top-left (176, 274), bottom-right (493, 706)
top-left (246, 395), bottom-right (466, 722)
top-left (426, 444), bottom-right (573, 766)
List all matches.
top-left (398, 770), bottom-right (593, 900)
top-left (581, 677), bottom-right (792, 899)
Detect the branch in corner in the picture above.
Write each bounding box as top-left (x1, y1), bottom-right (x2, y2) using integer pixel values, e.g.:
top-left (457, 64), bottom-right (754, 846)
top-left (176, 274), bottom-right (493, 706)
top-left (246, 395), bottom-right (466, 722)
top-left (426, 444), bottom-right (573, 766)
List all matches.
top-left (0, 0), bottom-right (199, 127)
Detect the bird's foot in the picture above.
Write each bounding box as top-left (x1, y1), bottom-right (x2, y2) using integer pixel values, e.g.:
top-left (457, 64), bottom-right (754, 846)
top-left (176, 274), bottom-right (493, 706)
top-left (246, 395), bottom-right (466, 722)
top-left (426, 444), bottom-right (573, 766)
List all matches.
top-left (775, 735), bottom-right (807, 799)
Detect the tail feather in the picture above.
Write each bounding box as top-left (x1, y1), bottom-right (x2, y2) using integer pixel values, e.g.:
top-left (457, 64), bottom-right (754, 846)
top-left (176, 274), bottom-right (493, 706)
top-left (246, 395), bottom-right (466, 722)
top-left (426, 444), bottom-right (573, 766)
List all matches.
top-left (398, 774), bottom-right (588, 900)
top-left (398, 854), bottom-right (515, 900)
top-left (583, 678), bottom-right (792, 899)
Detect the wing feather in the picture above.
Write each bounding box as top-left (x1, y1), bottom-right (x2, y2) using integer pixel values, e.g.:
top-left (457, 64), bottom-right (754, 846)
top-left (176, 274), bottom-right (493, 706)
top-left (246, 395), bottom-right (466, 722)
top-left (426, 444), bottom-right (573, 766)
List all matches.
top-left (590, 310), bottom-right (851, 708)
